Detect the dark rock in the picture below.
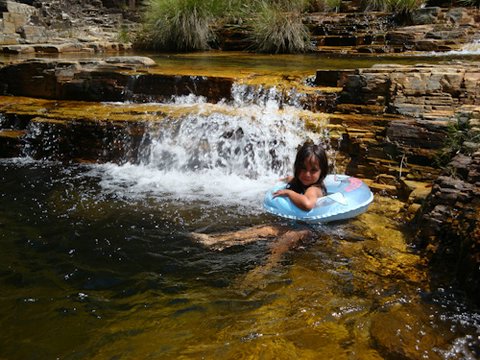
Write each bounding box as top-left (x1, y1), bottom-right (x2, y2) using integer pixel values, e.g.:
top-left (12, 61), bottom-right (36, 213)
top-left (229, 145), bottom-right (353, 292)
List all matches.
top-left (411, 7), bottom-right (442, 25)
top-left (414, 148), bottom-right (480, 305)
top-left (0, 58), bottom-right (235, 102)
top-left (315, 69), bottom-right (355, 87)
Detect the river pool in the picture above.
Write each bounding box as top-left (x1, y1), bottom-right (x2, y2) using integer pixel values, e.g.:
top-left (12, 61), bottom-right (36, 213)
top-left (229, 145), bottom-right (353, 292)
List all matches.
top-left (1, 51), bottom-right (479, 359)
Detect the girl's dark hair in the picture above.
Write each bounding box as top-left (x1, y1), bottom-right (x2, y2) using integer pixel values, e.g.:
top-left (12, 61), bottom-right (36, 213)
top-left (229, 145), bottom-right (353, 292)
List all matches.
top-left (292, 142), bottom-right (329, 192)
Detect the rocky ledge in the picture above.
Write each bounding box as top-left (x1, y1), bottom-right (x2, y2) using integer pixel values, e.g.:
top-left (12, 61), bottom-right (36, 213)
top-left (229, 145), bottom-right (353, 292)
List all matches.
top-left (0, 0), bottom-right (138, 55)
top-left (318, 63), bottom-right (480, 303)
top-left (218, 5), bottom-right (480, 54)
top-left (0, 57), bottom-right (234, 102)
top-left (414, 111), bottom-right (480, 303)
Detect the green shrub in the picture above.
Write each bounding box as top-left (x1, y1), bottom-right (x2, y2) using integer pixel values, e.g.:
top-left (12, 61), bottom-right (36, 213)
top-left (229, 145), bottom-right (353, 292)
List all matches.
top-left (248, 0), bottom-right (312, 53)
top-left (143, 0), bottom-right (217, 51)
top-left (435, 117), bottom-right (473, 167)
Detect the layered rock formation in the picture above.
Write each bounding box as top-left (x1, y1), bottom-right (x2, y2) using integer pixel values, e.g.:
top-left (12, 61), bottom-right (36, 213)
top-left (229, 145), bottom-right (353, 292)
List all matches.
top-left (413, 107), bottom-right (480, 303)
top-left (2, 0), bottom-right (479, 55)
top-left (0, 0), bottom-right (137, 54)
top-left (307, 6), bottom-right (480, 54)
top-left (313, 63), bottom-right (480, 302)
top-left (0, 57), bottom-right (234, 102)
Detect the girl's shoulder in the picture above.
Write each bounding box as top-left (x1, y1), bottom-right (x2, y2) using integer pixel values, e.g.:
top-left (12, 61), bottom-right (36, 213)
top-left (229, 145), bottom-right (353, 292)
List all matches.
top-left (307, 184), bottom-right (325, 195)
top-left (309, 182), bottom-right (327, 197)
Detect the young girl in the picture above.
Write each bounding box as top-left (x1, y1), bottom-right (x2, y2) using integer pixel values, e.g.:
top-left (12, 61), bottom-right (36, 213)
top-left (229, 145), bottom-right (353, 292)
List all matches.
top-left (191, 142), bottom-right (330, 287)
top-left (274, 142), bottom-right (329, 211)
top-left (191, 142), bottom-right (329, 250)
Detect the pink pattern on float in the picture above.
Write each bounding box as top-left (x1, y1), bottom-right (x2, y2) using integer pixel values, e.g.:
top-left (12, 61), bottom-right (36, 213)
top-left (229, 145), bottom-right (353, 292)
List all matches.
top-left (344, 177), bottom-right (362, 192)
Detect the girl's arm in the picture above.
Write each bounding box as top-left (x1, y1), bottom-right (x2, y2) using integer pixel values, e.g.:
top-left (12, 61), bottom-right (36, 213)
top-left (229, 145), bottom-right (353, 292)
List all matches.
top-left (273, 186), bottom-right (323, 211)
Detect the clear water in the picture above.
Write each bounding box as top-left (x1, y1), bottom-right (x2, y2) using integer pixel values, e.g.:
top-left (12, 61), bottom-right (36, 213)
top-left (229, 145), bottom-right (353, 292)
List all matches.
top-left (1, 52), bottom-right (479, 359)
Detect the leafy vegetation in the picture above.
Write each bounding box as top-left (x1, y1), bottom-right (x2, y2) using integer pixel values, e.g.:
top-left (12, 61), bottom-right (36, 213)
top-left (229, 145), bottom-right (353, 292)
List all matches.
top-left (435, 117), bottom-right (477, 168)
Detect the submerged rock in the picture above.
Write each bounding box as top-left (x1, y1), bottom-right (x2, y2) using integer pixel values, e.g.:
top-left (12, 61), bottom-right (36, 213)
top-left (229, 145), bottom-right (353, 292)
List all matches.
top-left (370, 303), bottom-right (452, 360)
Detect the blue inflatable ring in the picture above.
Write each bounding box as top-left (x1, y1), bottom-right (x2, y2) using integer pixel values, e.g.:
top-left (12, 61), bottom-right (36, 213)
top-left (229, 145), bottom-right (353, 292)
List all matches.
top-left (263, 174), bottom-right (374, 223)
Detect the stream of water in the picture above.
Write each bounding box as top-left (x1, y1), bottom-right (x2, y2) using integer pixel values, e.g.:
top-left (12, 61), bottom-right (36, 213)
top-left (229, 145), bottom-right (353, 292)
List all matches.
top-left (1, 53), bottom-right (480, 359)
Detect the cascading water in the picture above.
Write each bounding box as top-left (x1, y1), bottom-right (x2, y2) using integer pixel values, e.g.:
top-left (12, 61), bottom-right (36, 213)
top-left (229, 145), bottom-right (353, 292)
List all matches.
top-left (95, 85), bottom-right (329, 210)
top-left (431, 39), bottom-right (480, 56)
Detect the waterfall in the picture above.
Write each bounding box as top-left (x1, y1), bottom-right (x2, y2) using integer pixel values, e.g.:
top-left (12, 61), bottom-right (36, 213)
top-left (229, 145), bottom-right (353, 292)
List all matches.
top-left (94, 85), bottom-right (329, 207)
top-left (431, 39), bottom-right (480, 56)
top-left (457, 39), bottom-right (480, 54)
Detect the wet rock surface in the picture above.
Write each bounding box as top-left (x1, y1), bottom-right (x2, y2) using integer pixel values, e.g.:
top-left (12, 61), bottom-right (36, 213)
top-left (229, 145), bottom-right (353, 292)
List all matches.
top-left (316, 63), bottom-right (480, 304)
top-left (0, 58), bottom-right (234, 102)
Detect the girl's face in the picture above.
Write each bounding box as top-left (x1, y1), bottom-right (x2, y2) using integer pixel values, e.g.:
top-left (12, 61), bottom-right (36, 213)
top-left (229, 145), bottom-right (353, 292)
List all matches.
top-left (298, 155), bottom-right (321, 187)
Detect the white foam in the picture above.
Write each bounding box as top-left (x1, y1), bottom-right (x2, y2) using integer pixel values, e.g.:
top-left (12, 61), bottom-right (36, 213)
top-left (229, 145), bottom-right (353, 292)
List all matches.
top-left (96, 163), bottom-right (276, 208)
top-left (428, 40), bottom-right (480, 56)
top-left (94, 97), bottom-right (325, 209)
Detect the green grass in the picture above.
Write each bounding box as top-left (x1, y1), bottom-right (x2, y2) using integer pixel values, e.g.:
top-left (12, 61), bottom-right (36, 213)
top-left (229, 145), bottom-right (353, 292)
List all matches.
top-left (435, 117), bottom-right (475, 168)
top-left (361, 0), bottom-right (425, 13)
top-left (141, 0), bottom-right (315, 53)
top-left (143, 0), bottom-right (217, 51)
top-left (248, 0), bottom-right (312, 53)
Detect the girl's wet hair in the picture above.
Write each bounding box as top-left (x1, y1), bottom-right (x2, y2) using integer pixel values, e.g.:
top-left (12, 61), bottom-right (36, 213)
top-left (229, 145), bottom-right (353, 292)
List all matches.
top-left (293, 142), bottom-right (329, 186)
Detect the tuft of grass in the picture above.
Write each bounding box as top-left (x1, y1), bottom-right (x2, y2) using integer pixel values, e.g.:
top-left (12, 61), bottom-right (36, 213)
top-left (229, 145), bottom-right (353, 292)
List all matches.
top-left (143, 0), bottom-right (217, 51)
top-left (458, 0), bottom-right (480, 7)
top-left (117, 24), bottom-right (132, 43)
top-left (435, 117), bottom-right (473, 168)
top-left (361, 0), bottom-right (425, 13)
top-left (248, 0), bottom-right (312, 53)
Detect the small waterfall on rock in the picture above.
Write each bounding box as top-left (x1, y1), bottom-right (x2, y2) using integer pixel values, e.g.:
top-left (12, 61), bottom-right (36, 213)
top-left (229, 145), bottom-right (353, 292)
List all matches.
top-left (95, 83), bottom-right (329, 209)
top-left (433, 39), bottom-right (480, 56)
top-left (458, 39), bottom-right (480, 54)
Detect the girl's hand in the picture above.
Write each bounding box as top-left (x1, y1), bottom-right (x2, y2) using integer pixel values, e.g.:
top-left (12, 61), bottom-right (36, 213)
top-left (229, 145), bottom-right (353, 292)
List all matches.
top-left (273, 186), bottom-right (323, 211)
top-left (273, 189), bottom-right (290, 198)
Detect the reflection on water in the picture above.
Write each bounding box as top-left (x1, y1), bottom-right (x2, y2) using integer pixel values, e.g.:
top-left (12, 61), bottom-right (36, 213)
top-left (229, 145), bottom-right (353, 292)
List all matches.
top-left (2, 51), bottom-right (480, 78)
top-left (1, 157), bottom-right (479, 359)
